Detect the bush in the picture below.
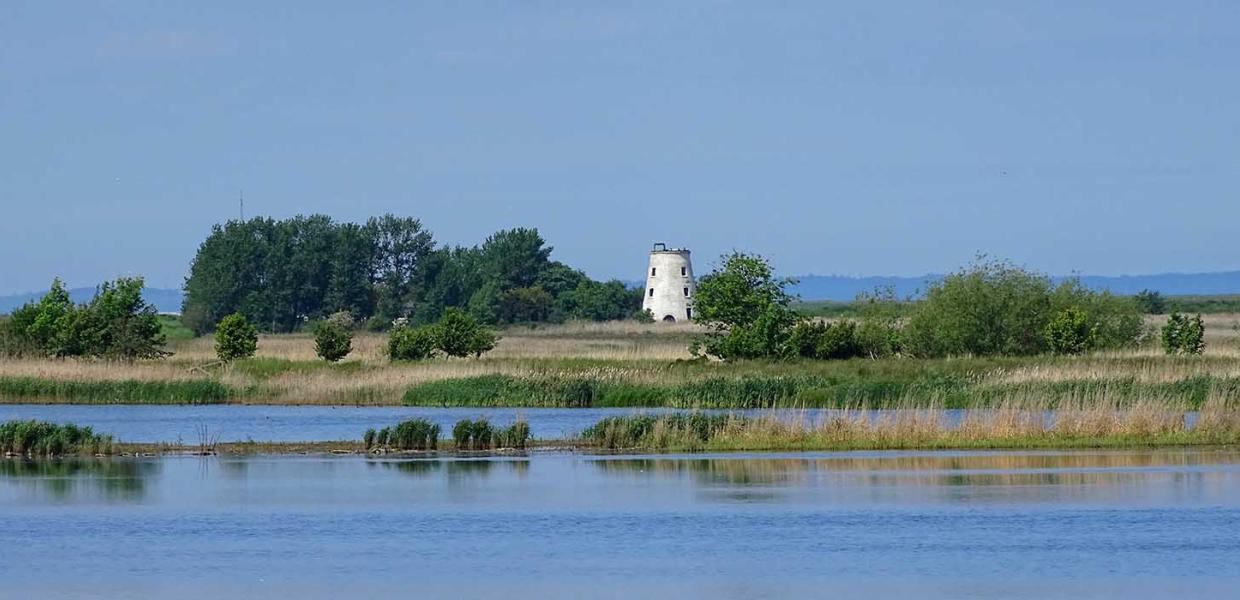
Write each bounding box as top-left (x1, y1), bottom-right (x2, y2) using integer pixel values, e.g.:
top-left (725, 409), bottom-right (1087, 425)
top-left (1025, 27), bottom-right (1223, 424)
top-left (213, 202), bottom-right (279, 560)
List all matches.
top-left (787, 320), bottom-right (862, 360)
top-left (214, 313), bottom-right (258, 361)
top-left (1044, 307), bottom-right (1097, 355)
top-left (435, 308), bottom-right (497, 358)
top-left (388, 324), bottom-right (437, 361)
top-left (314, 321), bottom-right (352, 362)
top-left (1162, 312), bottom-right (1205, 355)
top-left (903, 258), bottom-right (1142, 358)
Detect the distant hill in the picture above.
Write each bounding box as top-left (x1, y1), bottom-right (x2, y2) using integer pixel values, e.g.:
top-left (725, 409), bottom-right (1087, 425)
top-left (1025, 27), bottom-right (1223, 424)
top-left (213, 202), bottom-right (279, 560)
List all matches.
top-left (0, 287), bottom-right (183, 314)
top-left (789, 271), bottom-right (1240, 302)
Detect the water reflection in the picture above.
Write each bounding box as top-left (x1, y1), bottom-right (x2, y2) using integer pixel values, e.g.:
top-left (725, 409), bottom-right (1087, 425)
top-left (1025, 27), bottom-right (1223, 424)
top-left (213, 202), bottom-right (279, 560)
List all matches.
top-left (370, 458), bottom-right (531, 482)
top-left (590, 450), bottom-right (1240, 505)
top-left (0, 458), bottom-right (159, 501)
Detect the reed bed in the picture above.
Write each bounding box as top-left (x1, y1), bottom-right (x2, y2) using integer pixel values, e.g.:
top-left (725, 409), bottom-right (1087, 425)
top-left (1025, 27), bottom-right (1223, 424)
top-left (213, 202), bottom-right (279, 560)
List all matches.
top-left (580, 391), bottom-right (1240, 451)
top-left (0, 420), bottom-right (114, 457)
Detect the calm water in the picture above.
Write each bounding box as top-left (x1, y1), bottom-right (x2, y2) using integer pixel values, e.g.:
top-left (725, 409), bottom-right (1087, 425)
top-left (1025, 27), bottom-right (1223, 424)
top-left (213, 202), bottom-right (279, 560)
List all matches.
top-left (2, 449), bottom-right (1238, 599)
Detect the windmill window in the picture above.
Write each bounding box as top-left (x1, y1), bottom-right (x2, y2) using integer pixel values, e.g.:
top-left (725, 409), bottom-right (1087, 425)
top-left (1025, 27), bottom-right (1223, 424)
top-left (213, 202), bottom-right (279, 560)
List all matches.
top-left (651, 267), bottom-right (656, 276)
top-left (648, 288), bottom-right (654, 297)
top-left (683, 287), bottom-right (689, 297)
top-left (681, 267), bottom-right (686, 276)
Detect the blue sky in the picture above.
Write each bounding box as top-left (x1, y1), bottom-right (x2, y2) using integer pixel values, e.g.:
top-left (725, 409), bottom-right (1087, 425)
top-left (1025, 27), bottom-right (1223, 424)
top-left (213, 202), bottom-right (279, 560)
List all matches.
top-left (2, 2), bottom-right (1238, 294)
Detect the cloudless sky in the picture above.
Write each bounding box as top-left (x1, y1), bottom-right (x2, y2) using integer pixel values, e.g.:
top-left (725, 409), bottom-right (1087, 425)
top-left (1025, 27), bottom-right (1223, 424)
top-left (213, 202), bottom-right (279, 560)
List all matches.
top-left (2, 1), bottom-right (1238, 294)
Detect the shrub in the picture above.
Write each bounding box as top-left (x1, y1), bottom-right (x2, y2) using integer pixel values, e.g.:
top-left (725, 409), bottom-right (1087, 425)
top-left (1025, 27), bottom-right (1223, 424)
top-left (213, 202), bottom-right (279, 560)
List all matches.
top-left (215, 313), bottom-right (258, 361)
top-left (903, 258), bottom-right (1142, 358)
top-left (314, 321), bottom-right (352, 362)
top-left (436, 308), bottom-right (497, 358)
top-left (388, 324), bottom-right (437, 361)
top-left (385, 418), bottom-right (440, 450)
top-left (1044, 307), bottom-right (1097, 355)
top-left (817, 320), bottom-right (861, 359)
top-left (634, 308), bottom-right (655, 324)
top-left (1162, 312), bottom-right (1205, 355)
top-left (326, 311), bottom-right (355, 330)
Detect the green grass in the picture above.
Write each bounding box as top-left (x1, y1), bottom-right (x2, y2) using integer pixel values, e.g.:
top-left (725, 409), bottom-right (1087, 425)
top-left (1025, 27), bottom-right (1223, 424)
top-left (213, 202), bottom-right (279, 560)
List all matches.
top-left (0, 376), bottom-right (233, 404)
top-left (157, 315), bottom-right (196, 342)
top-left (403, 368), bottom-right (1240, 410)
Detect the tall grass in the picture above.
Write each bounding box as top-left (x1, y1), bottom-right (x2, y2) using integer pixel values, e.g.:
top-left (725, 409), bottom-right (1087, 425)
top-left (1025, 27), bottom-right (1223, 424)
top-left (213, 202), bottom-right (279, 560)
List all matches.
top-left (405, 372), bottom-right (1240, 410)
top-left (0, 420), bottom-right (114, 456)
top-left (374, 418), bottom-right (440, 451)
top-left (579, 391), bottom-right (1240, 451)
top-left (0, 376), bottom-right (232, 404)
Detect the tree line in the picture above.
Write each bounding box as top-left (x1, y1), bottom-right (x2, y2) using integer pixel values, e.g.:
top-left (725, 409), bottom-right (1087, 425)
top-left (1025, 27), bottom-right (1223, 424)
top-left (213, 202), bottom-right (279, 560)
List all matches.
top-left (693, 254), bottom-right (1158, 360)
top-left (181, 214), bottom-right (642, 334)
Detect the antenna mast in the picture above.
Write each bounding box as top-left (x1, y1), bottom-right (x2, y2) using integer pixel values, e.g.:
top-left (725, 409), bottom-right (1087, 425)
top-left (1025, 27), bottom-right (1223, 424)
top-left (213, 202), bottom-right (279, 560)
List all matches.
top-left (239, 190), bottom-right (245, 221)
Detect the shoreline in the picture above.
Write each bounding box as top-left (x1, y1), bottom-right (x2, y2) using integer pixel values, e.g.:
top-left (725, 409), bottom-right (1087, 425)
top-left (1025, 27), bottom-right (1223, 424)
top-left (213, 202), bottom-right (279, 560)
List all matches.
top-left (39, 437), bottom-right (1240, 458)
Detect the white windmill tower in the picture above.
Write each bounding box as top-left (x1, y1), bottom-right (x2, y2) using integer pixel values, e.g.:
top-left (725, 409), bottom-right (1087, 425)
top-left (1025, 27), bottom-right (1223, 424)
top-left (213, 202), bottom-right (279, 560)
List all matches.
top-left (642, 243), bottom-right (696, 323)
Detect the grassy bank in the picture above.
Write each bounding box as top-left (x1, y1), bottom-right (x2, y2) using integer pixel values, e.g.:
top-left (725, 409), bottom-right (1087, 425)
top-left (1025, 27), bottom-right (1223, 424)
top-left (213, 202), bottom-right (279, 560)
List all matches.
top-left (1, 319), bottom-right (1239, 407)
top-left (403, 370), bottom-right (1240, 409)
top-left (579, 395), bottom-right (1240, 452)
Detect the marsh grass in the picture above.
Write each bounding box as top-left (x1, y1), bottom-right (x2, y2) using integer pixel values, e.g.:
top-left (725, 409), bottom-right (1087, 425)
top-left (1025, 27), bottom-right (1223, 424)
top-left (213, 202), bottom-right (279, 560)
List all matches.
top-left (580, 390), bottom-right (1240, 451)
top-left (3, 316), bottom-right (1240, 407)
top-left (0, 420), bottom-right (114, 457)
top-left (0, 376), bottom-right (231, 404)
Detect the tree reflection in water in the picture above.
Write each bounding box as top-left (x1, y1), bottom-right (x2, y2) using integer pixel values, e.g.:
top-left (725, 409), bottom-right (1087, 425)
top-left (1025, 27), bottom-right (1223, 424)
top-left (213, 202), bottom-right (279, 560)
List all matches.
top-left (0, 458), bottom-right (159, 501)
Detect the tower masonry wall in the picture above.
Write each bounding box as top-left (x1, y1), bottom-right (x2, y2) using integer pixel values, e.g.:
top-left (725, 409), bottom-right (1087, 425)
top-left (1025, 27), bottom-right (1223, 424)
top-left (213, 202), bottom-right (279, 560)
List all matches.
top-left (642, 249), bottom-right (696, 322)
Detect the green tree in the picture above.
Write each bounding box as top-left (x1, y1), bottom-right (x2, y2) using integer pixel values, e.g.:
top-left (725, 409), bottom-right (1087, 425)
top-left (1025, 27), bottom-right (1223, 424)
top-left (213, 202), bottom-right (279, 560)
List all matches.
top-left (498, 286), bottom-right (555, 323)
top-left (388, 324), bottom-right (437, 361)
top-left (1044, 307), bottom-right (1097, 355)
top-left (479, 228), bottom-right (552, 290)
top-left (692, 252), bottom-right (800, 360)
top-left (435, 308), bottom-right (497, 358)
top-left (314, 321), bottom-right (352, 362)
top-left (1134, 289), bottom-right (1167, 315)
top-left (5, 277), bottom-right (166, 359)
top-left (214, 313), bottom-right (258, 361)
top-left (82, 277), bottom-right (168, 359)
top-left (366, 214), bottom-right (435, 322)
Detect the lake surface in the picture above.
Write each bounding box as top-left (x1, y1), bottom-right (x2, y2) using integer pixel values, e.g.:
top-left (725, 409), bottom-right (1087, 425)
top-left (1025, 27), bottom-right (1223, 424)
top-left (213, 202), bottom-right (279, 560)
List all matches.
top-left (2, 448), bottom-right (1238, 599)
